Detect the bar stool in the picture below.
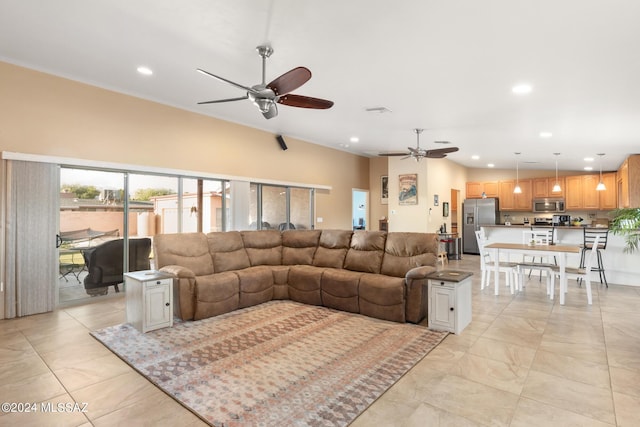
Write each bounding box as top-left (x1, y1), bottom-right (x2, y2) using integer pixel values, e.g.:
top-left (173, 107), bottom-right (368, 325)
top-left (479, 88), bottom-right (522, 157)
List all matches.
top-left (437, 233), bottom-right (454, 266)
top-left (579, 227), bottom-right (609, 287)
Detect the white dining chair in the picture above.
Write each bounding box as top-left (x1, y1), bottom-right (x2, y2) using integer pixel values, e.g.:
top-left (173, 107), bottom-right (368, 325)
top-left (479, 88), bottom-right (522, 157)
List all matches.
top-left (521, 228), bottom-right (556, 280)
top-left (551, 235), bottom-right (600, 305)
top-left (475, 230), bottom-right (518, 293)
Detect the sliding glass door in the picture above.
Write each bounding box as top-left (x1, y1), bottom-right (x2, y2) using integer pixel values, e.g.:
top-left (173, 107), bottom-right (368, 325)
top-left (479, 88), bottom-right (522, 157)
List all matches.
top-left (59, 168), bottom-right (126, 303)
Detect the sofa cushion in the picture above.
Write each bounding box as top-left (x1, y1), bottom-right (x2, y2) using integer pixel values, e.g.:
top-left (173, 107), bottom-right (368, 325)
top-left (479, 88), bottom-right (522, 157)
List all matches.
top-left (270, 265), bottom-right (290, 300)
top-left (207, 231), bottom-right (251, 272)
top-left (282, 230), bottom-right (321, 265)
top-left (381, 232), bottom-right (438, 277)
top-left (153, 232), bottom-right (214, 276)
top-left (193, 272), bottom-right (240, 320)
top-left (321, 269), bottom-right (361, 313)
top-left (358, 274), bottom-right (405, 322)
top-left (344, 231), bottom-right (387, 274)
top-left (241, 230), bottom-right (283, 265)
top-left (235, 266), bottom-right (274, 308)
top-left (288, 265), bottom-right (323, 305)
top-left (312, 230), bottom-right (352, 268)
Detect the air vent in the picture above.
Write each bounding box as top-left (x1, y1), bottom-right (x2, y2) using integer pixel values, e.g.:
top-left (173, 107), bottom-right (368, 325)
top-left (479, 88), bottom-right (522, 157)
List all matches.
top-left (434, 140), bottom-right (451, 144)
top-left (365, 106), bottom-right (392, 113)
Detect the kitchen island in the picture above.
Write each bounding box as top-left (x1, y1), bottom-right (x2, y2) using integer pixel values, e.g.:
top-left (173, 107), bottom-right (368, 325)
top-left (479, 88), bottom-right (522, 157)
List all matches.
top-left (481, 225), bottom-right (638, 287)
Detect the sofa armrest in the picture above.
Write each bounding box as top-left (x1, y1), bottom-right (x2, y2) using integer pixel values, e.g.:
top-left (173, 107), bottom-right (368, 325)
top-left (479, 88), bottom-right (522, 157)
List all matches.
top-left (159, 265), bottom-right (197, 320)
top-left (159, 265), bottom-right (196, 279)
top-left (405, 265), bottom-right (436, 280)
top-left (404, 265), bottom-right (436, 323)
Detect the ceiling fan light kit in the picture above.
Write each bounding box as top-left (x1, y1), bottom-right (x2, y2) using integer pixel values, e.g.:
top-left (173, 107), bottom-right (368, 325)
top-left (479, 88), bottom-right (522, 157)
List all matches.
top-left (197, 45), bottom-right (334, 119)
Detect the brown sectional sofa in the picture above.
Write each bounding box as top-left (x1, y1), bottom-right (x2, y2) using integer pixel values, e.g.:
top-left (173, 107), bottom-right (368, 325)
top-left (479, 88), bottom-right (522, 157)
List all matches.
top-left (153, 229), bottom-right (439, 323)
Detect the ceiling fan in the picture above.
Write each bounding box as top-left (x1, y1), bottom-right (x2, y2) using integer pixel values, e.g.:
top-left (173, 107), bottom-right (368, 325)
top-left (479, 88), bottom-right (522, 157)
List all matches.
top-left (379, 129), bottom-right (459, 161)
top-left (197, 45), bottom-right (334, 119)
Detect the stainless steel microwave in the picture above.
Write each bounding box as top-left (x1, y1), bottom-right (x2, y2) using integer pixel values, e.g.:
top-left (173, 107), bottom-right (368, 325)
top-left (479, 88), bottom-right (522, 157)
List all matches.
top-left (532, 198), bottom-right (565, 213)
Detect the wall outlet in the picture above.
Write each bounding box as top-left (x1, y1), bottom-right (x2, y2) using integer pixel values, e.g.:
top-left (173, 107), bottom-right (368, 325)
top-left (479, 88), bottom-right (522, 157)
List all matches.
top-left (317, 217), bottom-right (323, 223)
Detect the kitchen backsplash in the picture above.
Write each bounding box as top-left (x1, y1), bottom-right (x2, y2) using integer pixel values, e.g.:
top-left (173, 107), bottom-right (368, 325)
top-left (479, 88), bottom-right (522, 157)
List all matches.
top-left (500, 211), bottom-right (613, 225)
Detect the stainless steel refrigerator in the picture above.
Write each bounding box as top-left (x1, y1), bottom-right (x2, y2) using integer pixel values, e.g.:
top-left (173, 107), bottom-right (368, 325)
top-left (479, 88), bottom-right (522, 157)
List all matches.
top-left (463, 198), bottom-right (499, 254)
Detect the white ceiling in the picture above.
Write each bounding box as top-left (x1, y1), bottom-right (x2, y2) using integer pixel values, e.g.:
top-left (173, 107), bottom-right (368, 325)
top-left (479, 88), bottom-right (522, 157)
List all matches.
top-left (1, 0), bottom-right (639, 172)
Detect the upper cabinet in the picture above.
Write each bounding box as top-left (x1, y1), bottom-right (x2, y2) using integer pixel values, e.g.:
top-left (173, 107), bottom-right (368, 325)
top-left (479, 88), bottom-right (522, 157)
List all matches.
top-left (564, 173), bottom-right (616, 211)
top-left (467, 171), bottom-right (619, 211)
top-left (617, 154), bottom-right (640, 208)
top-left (514, 179), bottom-right (532, 211)
top-left (497, 180), bottom-right (515, 210)
top-left (599, 173), bottom-right (618, 210)
top-left (532, 177), bottom-right (565, 198)
top-left (565, 175), bottom-right (583, 210)
top-left (465, 181), bottom-right (499, 199)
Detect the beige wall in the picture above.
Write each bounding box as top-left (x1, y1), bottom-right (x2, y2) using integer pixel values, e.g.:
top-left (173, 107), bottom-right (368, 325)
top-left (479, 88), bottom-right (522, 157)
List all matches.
top-left (0, 61), bottom-right (369, 230)
top-left (368, 156), bottom-right (389, 230)
top-left (388, 157), bottom-right (468, 232)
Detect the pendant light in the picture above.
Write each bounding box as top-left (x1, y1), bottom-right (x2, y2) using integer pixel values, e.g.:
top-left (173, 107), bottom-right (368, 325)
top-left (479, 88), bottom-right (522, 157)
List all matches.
top-left (552, 153), bottom-right (562, 193)
top-left (513, 152), bottom-right (522, 194)
top-left (596, 153), bottom-right (606, 191)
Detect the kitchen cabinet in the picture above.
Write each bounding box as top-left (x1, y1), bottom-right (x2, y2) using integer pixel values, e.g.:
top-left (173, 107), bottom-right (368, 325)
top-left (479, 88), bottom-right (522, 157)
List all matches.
top-left (583, 174), bottom-right (600, 210)
top-left (533, 177), bottom-right (565, 198)
top-left (564, 173), bottom-right (617, 210)
top-left (599, 173), bottom-right (617, 210)
top-left (465, 181), bottom-right (498, 199)
top-left (427, 271), bottom-right (472, 334)
top-left (125, 270), bottom-right (173, 333)
top-left (497, 180), bottom-right (515, 210)
top-left (466, 182), bottom-right (482, 198)
top-left (618, 158), bottom-right (629, 208)
top-left (565, 176), bottom-right (583, 209)
top-left (617, 154), bottom-right (640, 208)
top-left (514, 179), bottom-right (532, 210)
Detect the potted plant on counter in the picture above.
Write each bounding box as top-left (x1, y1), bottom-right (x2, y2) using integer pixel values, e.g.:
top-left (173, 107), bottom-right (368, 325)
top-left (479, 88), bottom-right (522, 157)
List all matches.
top-left (610, 208), bottom-right (640, 253)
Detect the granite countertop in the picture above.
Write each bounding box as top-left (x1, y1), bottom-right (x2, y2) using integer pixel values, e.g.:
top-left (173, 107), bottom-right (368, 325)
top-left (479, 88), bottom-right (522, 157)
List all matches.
top-left (485, 224), bottom-right (608, 229)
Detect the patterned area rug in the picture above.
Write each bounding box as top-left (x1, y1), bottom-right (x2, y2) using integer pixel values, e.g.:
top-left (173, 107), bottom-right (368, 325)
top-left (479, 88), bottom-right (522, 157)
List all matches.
top-left (91, 300), bottom-right (447, 426)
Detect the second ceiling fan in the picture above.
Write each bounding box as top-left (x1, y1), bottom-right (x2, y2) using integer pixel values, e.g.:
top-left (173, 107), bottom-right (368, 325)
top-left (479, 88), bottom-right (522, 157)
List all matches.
top-left (380, 129), bottom-right (459, 161)
top-left (197, 45), bottom-right (334, 119)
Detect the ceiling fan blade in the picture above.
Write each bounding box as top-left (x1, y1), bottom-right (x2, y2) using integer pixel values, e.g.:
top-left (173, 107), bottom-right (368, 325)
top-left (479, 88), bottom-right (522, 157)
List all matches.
top-left (278, 94), bottom-right (334, 109)
top-left (379, 152), bottom-right (410, 156)
top-left (262, 102), bottom-right (278, 119)
top-left (197, 95), bottom-right (249, 105)
top-left (196, 68), bottom-right (259, 95)
top-left (407, 147), bottom-right (419, 154)
top-left (267, 67), bottom-right (311, 96)
top-left (425, 147), bottom-right (459, 157)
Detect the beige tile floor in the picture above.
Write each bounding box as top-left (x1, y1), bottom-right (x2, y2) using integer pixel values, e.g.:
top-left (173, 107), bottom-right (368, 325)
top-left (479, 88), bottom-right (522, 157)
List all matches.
top-left (1, 255), bottom-right (639, 426)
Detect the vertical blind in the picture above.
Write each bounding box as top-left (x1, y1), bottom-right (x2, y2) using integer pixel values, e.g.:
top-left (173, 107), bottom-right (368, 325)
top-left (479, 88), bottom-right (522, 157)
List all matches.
top-left (3, 160), bottom-right (58, 317)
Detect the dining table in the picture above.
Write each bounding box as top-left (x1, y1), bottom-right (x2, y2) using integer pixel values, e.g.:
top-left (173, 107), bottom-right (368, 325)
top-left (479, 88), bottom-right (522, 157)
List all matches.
top-left (484, 242), bottom-right (581, 305)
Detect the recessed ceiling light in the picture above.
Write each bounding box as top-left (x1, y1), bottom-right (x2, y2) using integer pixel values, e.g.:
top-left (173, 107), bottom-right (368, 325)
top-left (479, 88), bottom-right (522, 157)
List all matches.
top-left (487, 163), bottom-right (495, 168)
top-left (584, 157), bottom-right (594, 162)
top-left (512, 83), bottom-right (532, 95)
top-left (349, 136), bottom-right (359, 143)
top-left (471, 155), bottom-right (480, 160)
top-left (584, 166), bottom-right (593, 171)
top-left (137, 66), bottom-right (153, 76)
top-left (539, 132), bottom-right (553, 138)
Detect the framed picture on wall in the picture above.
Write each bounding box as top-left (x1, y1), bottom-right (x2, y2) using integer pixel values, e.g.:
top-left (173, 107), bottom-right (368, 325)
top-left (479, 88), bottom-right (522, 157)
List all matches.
top-left (381, 175), bottom-right (388, 204)
top-left (443, 202), bottom-right (449, 217)
top-left (398, 173), bottom-right (417, 205)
